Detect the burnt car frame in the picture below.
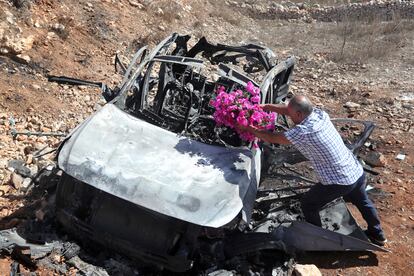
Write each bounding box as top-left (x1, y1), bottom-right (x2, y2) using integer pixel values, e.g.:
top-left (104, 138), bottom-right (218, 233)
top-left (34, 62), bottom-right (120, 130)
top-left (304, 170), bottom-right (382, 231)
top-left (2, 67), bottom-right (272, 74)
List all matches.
top-left (51, 33), bottom-right (386, 272)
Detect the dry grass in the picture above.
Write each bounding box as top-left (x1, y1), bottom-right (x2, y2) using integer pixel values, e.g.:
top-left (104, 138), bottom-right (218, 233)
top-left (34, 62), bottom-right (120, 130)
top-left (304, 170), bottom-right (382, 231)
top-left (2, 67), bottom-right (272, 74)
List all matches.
top-left (332, 12), bottom-right (414, 63)
top-left (147, 0), bottom-right (184, 23)
top-left (211, 7), bottom-right (242, 26)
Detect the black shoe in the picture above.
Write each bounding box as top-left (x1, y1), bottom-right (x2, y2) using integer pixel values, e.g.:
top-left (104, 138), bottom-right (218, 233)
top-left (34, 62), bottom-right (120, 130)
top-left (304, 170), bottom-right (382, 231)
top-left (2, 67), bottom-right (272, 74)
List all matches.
top-left (364, 230), bottom-right (387, 246)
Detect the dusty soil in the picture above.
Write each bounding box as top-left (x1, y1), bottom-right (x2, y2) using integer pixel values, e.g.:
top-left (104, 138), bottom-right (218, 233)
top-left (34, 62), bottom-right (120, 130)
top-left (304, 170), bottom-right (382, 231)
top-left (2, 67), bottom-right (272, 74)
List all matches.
top-left (0, 0), bottom-right (413, 275)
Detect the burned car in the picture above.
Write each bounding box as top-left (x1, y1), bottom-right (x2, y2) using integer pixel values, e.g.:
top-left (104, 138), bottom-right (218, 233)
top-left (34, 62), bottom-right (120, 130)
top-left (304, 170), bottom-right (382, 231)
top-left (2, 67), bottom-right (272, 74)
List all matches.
top-left (49, 34), bottom-right (386, 272)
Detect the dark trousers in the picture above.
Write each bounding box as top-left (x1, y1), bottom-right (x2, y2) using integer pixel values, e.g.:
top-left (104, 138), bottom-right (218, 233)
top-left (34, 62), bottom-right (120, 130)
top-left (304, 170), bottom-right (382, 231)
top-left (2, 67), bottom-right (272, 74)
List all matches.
top-left (301, 173), bottom-right (383, 235)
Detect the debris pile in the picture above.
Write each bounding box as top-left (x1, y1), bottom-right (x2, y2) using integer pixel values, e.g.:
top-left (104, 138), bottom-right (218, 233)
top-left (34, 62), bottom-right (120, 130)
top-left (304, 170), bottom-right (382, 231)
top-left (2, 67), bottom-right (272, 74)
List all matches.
top-left (0, 33), bottom-right (389, 275)
top-left (0, 7), bottom-right (34, 63)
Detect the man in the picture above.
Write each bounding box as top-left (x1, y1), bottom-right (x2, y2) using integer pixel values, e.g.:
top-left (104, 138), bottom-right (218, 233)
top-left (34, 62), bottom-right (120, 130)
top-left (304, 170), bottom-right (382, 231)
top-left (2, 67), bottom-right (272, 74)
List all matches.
top-left (238, 95), bottom-right (387, 246)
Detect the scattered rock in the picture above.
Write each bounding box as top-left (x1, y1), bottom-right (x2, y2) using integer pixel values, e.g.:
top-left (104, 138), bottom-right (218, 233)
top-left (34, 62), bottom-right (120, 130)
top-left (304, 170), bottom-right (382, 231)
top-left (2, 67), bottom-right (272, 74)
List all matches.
top-left (0, 159), bottom-right (7, 169)
top-left (11, 172), bottom-right (24, 188)
top-left (0, 34), bottom-right (35, 55)
top-left (156, 7), bottom-right (164, 15)
top-left (37, 160), bottom-right (55, 170)
top-left (4, 10), bottom-right (16, 25)
top-left (128, 0), bottom-right (144, 9)
top-left (21, 177), bottom-right (32, 191)
top-left (395, 153), bottom-right (406, 161)
top-left (15, 54), bottom-right (31, 64)
top-left (0, 184), bottom-right (10, 195)
top-left (23, 145), bottom-right (35, 155)
top-left (32, 84), bottom-right (41, 90)
top-left (51, 23), bottom-right (65, 33)
top-left (46, 31), bottom-right (58, 40)
top-left (29, 165), bottom-right (38, 176)
top-left (26, 154), bottom-right (33, 165)
top-left (6, 160), bottom-right (19, 172)
top-left (344, 102), bottom-right (361, 109)
top-left (7, 159), bottom-right (32, 177)
top-left (364, 152), bottom-right (387, 167)
top-left (293, 264), bottom-right (322, 276)
top-left (272, 3), bottom-right (285, 12)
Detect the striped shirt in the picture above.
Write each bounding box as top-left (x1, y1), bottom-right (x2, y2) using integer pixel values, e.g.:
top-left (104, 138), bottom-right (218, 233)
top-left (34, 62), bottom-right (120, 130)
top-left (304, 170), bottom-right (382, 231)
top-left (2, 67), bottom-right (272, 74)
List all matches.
top-left (284, 108), bottom-right (363, 185)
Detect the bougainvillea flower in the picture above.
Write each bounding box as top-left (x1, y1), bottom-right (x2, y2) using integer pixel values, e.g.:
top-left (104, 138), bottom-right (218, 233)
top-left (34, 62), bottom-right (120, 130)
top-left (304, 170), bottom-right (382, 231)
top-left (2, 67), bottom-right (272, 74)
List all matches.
top-left (210, 81), bottom-right (277, 143)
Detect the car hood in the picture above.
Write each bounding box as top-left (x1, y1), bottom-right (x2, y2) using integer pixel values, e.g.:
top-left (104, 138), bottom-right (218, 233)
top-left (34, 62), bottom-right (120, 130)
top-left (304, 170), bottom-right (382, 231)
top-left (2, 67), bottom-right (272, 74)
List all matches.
top-left (58, 104), bottom-right (260, 227)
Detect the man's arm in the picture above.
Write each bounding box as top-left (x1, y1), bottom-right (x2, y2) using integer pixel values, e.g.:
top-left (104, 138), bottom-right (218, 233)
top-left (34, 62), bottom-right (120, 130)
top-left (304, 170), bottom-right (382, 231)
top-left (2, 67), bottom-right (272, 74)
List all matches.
top-left (238, 125), bottom-right (291, 145)
top-left (260, 103), bottom-right (289, 115)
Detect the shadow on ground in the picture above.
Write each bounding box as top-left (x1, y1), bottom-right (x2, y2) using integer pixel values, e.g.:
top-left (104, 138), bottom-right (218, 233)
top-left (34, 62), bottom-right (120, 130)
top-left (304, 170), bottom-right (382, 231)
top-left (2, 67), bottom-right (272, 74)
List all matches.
top-left (297, 251), bottom-right (378, 269)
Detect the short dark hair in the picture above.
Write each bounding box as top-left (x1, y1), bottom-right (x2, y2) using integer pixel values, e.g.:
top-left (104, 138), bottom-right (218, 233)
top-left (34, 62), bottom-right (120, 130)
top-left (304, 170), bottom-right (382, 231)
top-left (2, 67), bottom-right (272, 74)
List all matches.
top-left (288, 95), bottom-right (313, 116)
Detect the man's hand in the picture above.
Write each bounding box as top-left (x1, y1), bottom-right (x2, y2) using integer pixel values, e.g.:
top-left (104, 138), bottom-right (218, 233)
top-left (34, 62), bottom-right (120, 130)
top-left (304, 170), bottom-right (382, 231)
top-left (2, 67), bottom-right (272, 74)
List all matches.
top-left (259, 103), bottom-right (289, 115)
top-left (235, 124), bottom-right (291, 145)
top-left (236, 124), bottom-right (257, 133)
top-left (259, 104), bottom-right (273, 112)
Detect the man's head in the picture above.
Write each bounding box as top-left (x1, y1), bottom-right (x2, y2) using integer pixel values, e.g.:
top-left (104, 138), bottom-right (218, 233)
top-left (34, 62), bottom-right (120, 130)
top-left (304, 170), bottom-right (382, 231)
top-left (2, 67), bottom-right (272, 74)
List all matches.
top-left (286, 95), bottom-right (313, 124)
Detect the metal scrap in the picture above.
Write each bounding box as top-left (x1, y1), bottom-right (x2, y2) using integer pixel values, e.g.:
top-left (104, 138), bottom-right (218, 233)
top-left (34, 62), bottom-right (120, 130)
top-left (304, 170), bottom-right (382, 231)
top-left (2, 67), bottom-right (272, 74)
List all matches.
top-left (0, 228), bottom-right (61, 259)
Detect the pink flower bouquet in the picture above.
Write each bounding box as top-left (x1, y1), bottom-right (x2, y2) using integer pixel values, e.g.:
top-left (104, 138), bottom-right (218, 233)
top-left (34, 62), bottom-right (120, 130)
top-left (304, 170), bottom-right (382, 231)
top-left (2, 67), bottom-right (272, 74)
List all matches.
top-left (209, 81), bottom-right (276, 143)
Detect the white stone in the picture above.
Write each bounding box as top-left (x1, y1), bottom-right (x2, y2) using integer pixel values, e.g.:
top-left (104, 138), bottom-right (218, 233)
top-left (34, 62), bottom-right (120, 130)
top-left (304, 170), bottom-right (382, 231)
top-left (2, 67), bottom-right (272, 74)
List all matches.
top-left (32, 84), bottom-right (41, 90)
top-left (396, 153), bottom-right (406, 161)
top-left (21, 177), bottom-right (32, 191)
top-left (344, 102), bottom-right (360, 109)
top-left (293, 264), bottom-right (322, 276)
top-left (0, 159), bottom-right (7, 169)
top-left (16, 54), bottom-right (31, 63)
top-left (364, 151), bottom-right (387, 167)
top-left (52, 23), bottom-right (65, 32)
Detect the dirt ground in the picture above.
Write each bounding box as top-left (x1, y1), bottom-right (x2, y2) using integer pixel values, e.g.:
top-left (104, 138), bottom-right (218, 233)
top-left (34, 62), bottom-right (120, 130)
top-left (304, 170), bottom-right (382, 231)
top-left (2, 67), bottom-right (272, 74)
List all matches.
top-left (0, 0), bottom-right (413, 275)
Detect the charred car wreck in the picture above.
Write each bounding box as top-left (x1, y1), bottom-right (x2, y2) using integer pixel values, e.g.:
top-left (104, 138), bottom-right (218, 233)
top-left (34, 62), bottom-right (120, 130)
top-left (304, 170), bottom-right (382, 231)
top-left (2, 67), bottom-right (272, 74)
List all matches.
top-left (1, 34), bottom-right (387, 274)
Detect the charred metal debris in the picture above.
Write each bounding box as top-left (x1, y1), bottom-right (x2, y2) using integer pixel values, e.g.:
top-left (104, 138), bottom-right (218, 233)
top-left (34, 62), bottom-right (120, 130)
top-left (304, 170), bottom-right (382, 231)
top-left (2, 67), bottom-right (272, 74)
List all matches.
top-left (8, 115), bottom-right (67, 140)
top-left (1, 34), bottom-right (388, 275)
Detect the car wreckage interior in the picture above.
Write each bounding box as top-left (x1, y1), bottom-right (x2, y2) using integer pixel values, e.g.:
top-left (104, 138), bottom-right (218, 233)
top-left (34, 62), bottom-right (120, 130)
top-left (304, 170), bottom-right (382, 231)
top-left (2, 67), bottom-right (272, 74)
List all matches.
top-left (0, 34), bottom-right (388, 275)
top-left (114, 34), bottom-right (295, 147)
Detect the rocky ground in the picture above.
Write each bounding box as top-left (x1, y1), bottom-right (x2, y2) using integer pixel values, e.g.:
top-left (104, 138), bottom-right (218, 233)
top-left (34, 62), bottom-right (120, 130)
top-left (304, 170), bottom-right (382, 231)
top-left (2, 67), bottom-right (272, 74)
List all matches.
top-left (0, 0), bottom-right (413, 275)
